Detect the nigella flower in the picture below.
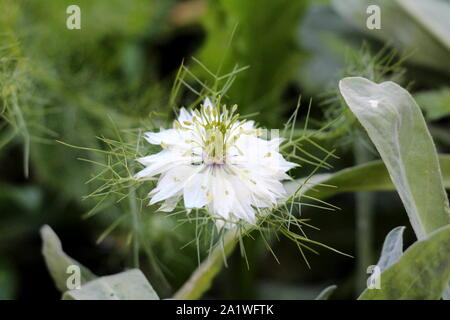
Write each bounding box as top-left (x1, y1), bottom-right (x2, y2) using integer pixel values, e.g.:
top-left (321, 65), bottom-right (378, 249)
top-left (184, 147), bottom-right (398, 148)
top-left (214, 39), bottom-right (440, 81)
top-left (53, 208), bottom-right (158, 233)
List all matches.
top-left (135, 98), bottom-right (297, 228)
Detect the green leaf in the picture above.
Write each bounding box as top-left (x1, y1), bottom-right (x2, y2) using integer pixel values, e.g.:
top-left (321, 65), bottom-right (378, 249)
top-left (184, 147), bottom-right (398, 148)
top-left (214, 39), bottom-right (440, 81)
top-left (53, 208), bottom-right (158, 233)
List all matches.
top-left (339, 77), bottom-right (450, 239)
top-left (332, 0), bottom-right (450, 74)
top-left (315, 285), bottom-right (338, 300)
top-left (415, 88), bottom-right (450, 121)
top-left (396, 0), bottom-right (450, 52)
top-left (376, 226), bottom-right (405, 272)
top-left (285, 155), bottom-right (450, 200)
top-left (359, 225), bottom-right (450, 300)
top-left (40, 225), bottom-right (96, 292)
top-left (63, 269), bottom-right (159, 300)
top-left (196, 0), bottom-right (308, 125)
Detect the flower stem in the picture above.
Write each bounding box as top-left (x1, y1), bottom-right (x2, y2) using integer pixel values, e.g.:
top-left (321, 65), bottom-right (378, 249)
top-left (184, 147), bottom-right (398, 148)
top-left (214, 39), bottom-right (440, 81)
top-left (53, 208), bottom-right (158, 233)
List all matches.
top-left (354, 140), bottom-right (375, 294)
top-left (172, 228), bottom-right (240, 300)
top-left (128, 186), bottom-right (140, 268)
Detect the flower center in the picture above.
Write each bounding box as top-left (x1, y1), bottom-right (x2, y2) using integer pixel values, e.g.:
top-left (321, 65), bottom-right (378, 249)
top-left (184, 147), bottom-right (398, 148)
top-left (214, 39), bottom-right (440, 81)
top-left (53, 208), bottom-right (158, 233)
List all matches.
top-left (173, 100), bottom-right (258, 166)
top-left (203, 125), bottom-right (227, 164)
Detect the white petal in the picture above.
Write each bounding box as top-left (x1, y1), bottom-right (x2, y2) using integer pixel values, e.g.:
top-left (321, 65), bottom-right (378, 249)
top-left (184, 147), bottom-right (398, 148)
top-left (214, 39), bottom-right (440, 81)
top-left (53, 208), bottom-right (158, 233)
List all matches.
top-left (135, 155), bottom-right (190, 180)
top-left (137, 150), bottom-right (173, 166)
top-left (183, 167), bottom-right (210, 208)
top-left (179, 107), bottom-right (193, 122)
top-left (227, 175), bottom-right (257, 224)
top-left (149, 165), bottom-right (199, 204)
top-left (158, 193), bottom-right (182, 212)
top-left (210, 168), bottom-right (235, 220)
top-left (144, 129), bottom-right (181, 145)
top-left (149, 165), bottom-right (195, 204)
top-left (203, 97), bottom-right (215, 110)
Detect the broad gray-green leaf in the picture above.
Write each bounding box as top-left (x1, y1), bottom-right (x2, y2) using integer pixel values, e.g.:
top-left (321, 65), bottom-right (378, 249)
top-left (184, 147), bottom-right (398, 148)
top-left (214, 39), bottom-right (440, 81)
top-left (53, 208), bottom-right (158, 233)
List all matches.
top-left (339, 77), bottom-right (450, 239)
top-left (315, 285), bottom-right (337, 300)
top-left (63, 269), bottom-right (159, 300)
top-left (285, 155), bottom-right (450, 200)
top-left (359, 225), bottom-right (450, 300)
top-left (41, 225), bottom-right (96, 292)
top-left (376, 226), bottom-right (405, 272)
top-left (397, 0), bottom-right (450, 51)
top-left (332, 0), bottom-right (450, 74)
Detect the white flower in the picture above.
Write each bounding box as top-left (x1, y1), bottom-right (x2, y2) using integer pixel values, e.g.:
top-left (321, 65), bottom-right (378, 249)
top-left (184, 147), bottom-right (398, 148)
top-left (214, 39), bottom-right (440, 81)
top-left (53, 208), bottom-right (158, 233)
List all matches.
top-left (135, 98), bottom-right (297, 228)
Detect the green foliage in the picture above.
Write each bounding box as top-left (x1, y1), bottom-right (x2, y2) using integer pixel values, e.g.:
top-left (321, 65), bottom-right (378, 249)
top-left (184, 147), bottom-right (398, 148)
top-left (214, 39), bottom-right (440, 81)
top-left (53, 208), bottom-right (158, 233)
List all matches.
top-left (359, 225), bottom-right (450, 300)
top-left (41, 225), bottom-right (96, 292)
top-left (173, 229), bottom-right (239, 300)
top-left (1, 0), bottom-right (449, 301)
top-left (0, 0), bottom-right (175, 199)
top-left (196, 0), bottom-right (310, 126)
top-left (332, 0), bottom-right (450, 74)
top-left (0, 260), bottom-right (17, 299)
top-left (285, 155), bottom-right (450, 200)
top-left (415, 88), bottom-right (450, 121)
top-left (339, 77), bottom-right (450, 239)
top-left (63, 269), bottom-right (159, 300)
top-left (42, 225), bottom-right (159, 300)
top-left (314, 285), bottom-right (337, 300)
top-left (375, 226), bottom-right (405, 272)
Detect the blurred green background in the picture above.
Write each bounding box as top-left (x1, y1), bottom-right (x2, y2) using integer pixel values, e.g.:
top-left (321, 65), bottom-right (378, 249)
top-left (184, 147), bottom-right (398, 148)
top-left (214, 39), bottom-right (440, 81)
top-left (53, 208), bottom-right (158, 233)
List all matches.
top-left (0, 0), bottom-right (449, 299)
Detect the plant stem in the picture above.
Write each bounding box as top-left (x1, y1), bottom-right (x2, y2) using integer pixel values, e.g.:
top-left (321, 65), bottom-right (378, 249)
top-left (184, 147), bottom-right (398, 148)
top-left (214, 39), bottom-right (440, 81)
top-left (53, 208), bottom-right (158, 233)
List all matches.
top-left (354, 139), bottom-right (375, 294)
top-left (129, 186), bottom-right (140, 268)
top-left (172, 228), bottom-right (240, 300)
